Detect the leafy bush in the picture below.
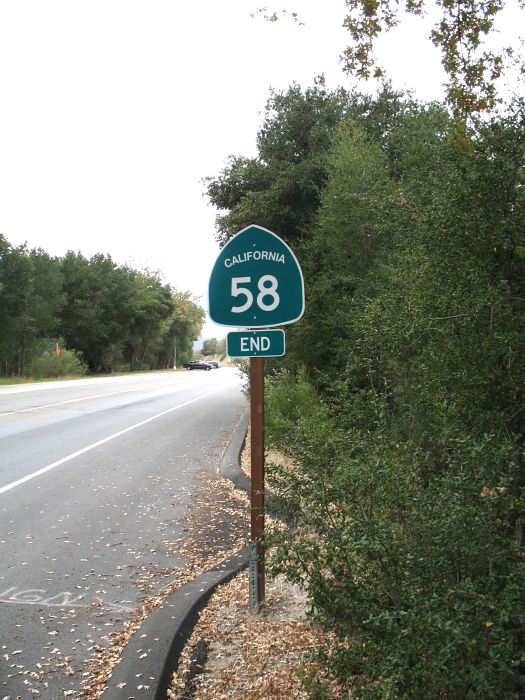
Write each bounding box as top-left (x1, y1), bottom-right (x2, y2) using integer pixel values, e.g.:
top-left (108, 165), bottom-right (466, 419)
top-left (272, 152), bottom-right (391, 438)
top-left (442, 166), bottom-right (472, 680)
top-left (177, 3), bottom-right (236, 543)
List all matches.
top-left (266, 370), bottom-right (525, 698)
top-left (265, 368), bottom-right (324, 447)
top-left (30, 349), bottom-right (87, 378)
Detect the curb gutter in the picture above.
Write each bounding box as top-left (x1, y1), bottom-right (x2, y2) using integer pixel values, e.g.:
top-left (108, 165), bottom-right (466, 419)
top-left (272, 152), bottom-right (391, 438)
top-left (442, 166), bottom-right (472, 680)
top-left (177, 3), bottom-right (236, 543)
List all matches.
top-left (103, 409), bottom-right (250, 700)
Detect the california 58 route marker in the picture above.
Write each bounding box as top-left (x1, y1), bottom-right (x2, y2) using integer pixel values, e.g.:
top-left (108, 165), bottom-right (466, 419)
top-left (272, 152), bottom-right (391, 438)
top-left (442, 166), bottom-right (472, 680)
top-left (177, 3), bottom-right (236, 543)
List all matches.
top-left (209, 224), bottom-right (304, 609)
top-left (208, 224), bottom-right (304, 328)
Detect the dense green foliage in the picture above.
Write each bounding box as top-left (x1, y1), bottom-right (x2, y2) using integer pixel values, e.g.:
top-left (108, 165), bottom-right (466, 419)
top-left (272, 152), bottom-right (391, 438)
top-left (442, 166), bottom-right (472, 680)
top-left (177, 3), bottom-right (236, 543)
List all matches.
top-left (207, 83), bottom-right (525, 696)
top-left (31, 349), bottom-right (87, 378)
top-left (0, 238), bottom-right (205, 377)
top-left (204, 77), bottom-right (352, 248)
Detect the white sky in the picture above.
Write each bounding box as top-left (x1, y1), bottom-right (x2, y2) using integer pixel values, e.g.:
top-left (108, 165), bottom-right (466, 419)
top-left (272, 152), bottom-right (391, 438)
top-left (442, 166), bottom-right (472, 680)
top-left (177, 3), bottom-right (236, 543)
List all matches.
top-left (0, 1), bottom-right (522, 339)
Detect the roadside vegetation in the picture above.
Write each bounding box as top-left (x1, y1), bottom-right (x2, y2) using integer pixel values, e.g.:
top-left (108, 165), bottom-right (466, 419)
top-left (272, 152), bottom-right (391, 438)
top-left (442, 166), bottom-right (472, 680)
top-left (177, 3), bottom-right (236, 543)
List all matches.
top-left (2, 1), bottom-right (523, 693)
top-left (0, 241), bottom-right (205, 379)
top-left (206, 78), bottom-right (525, 697)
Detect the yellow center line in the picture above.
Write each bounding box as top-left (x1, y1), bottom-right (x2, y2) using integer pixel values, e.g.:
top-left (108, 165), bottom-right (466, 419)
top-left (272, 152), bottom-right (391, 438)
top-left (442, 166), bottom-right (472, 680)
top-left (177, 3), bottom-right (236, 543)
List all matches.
top-left (0, 382), bottom-right (187, 417)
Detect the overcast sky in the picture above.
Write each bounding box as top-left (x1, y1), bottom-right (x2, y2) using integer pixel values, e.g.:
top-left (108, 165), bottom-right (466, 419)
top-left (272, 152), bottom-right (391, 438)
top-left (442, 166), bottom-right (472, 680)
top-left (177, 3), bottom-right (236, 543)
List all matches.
top-left (0, 1), bottom-right (521, 338)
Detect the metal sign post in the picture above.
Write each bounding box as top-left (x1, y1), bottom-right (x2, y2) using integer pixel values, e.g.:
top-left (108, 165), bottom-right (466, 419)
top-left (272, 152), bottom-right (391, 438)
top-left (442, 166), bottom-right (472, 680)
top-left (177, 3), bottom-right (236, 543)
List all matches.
top-left (250, 355), bottom-right (265, 607)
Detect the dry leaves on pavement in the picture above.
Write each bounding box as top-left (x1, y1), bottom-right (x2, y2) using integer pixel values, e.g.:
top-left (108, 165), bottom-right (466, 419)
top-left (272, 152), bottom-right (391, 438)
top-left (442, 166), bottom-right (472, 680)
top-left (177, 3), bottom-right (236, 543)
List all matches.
top-left (78, 468), bottom-right (250, 699)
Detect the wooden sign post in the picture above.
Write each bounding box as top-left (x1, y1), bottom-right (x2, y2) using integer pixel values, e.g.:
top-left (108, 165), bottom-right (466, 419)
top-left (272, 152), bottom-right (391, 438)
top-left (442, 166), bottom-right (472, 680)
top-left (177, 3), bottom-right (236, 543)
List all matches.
top-left (250, 356), bottom-right (265, 605)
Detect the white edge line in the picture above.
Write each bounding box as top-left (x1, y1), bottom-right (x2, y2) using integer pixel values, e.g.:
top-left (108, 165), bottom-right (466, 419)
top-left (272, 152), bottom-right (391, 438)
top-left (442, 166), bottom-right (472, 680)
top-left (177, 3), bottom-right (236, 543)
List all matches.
top-left (0, 388), bottom-right (223, 496)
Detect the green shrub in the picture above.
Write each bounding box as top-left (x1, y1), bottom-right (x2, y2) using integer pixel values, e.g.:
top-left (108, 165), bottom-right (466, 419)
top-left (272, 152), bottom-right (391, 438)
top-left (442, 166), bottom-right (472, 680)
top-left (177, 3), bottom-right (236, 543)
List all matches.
top-left (265, 367), bottom-right (327, 448)
top-left (30, 350), bottom-right (87, 378)
top-left (266, 372), bottom-right (525, 698)
top-left (261, 104), bottom-right (525, 698)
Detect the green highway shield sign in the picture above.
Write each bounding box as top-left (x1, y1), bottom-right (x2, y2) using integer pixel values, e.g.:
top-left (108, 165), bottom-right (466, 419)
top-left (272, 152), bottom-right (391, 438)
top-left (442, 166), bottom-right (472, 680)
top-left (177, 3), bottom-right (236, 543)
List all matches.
top-left (208, 225), bottom-right (304, 328)
top-left (227, 329), bottom-right (285, 358)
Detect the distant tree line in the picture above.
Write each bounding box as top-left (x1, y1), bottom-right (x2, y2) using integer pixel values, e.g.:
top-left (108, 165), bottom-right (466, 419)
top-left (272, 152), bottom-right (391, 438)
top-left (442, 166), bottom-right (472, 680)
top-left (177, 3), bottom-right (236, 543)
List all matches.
top-left (201, 337), bottom-right (226, 357)
top-left (206, 79), bottom-right (525, 696)
top-left (0, 235), bottom-right (205, 377)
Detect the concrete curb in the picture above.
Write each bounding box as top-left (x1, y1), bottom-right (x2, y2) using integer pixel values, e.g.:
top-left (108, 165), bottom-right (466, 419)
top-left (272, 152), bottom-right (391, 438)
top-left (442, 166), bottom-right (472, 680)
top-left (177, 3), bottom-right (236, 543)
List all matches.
top-left (220, 408), bottom-right (250, 496)
top-left (103, 409), bottom-right (251, 700)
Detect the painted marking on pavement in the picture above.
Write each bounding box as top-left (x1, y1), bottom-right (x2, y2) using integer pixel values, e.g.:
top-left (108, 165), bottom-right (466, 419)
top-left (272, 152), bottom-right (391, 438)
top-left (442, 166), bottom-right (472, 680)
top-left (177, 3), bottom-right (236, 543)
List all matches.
top-left (0, 388), bottom-right (223, 495)
top-left (0, 382), bottom-right (188, 417)
top-left (0, 587), bottom-right (133, 612)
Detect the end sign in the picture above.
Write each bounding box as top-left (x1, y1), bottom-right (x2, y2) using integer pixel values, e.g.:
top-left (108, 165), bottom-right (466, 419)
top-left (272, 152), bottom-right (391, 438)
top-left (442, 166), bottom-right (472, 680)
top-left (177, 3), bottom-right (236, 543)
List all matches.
top-left (208, 225), bottom-right (304, 328)
top-left (227, 329), bottom-right (285, 358)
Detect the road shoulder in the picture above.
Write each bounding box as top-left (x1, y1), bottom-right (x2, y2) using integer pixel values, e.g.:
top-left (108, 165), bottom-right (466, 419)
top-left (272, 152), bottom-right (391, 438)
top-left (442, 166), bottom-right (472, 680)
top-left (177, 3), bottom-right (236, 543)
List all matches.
top-left (84, 411), bottom-right (251, 699)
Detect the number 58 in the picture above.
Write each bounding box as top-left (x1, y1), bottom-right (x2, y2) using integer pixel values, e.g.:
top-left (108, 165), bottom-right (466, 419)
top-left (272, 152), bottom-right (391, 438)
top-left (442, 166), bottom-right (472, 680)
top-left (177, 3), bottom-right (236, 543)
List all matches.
top-left (231, 275), bottom-right (280, 313)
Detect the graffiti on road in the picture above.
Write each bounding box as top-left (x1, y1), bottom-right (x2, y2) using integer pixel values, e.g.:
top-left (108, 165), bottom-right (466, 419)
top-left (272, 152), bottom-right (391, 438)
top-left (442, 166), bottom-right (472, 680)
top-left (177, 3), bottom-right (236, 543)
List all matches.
top-left (0, 586), bottom-right (134, 613)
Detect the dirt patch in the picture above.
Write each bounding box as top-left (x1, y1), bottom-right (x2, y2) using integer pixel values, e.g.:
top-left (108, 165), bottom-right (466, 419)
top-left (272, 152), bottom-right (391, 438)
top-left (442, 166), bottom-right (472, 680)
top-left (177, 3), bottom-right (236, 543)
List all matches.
top-left (168, 436), bottom-right (345, 700)
top-left (167, 568), bottom-right (342, 699)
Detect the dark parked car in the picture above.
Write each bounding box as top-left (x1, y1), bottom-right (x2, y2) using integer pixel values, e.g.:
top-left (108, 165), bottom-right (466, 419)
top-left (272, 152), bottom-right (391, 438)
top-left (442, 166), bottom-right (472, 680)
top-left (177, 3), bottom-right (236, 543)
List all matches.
top-left (183, 360), bottom-right (212, 371)
top-left (206, 360), bottom-right (220, 368)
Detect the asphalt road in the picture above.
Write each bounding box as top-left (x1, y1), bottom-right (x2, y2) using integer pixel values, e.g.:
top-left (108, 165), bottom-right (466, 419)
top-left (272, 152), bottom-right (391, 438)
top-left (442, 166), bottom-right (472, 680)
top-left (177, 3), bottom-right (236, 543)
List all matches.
top-left (0, 368), bottom-right (247, 698)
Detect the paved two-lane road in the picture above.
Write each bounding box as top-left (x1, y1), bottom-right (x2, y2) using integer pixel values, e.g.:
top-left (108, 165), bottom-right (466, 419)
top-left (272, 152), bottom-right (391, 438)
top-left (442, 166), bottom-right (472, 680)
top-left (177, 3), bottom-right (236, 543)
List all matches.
top-left (0, 368), bottom-right (246, 698)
